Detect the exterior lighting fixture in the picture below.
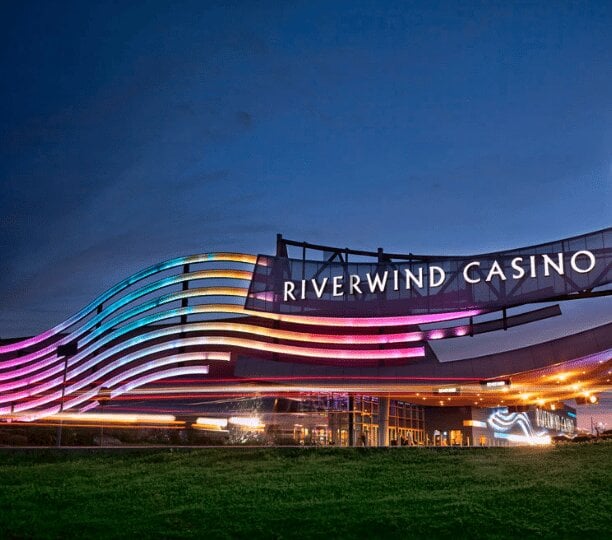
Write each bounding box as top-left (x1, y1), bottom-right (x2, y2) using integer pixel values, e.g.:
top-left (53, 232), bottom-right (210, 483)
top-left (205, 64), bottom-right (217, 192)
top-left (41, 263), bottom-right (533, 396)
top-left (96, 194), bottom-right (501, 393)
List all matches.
top-left (437, 387), bottom-right (460, 394)
top-left (575, 394), bottom-right (599, 405)
top-left (480, 379), bottom-right (511, 388)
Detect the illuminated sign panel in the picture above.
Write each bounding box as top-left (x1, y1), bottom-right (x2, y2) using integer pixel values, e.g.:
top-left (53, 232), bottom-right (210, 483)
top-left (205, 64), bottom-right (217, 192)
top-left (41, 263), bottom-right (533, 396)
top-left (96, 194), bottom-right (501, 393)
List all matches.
top-left (247, 228), bottom-right (611, 316)
top-left (534, 408), bottom-right (575, 434)
top-left (486, 405), bottom-right (576, 445)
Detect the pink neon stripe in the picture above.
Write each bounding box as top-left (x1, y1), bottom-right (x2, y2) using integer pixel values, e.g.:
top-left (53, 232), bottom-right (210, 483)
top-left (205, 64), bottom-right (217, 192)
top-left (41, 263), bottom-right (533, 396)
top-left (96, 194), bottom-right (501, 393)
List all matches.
top-left (0, 329), bottom-right (56, 355)
top-left (0, 375), bottom-right (64, 404)
top-left (244, 308), bottom-right (482, 327)
top-left (12, 391), bottom-right (63, 413)
top-left (0, 363), bottom-right (64, 393)
top-left (111, 366), bottom-right (211, 398)
top-left (0, 342), bottom-right (60, 370)
top-left (79, 401), bottom-right (100, 413)
top-left (14, 404), bottom-right (61, 422)
top-left (63, 388), bottom-right (99, 411)
top-left (0, 354), bottom-right (62, 381)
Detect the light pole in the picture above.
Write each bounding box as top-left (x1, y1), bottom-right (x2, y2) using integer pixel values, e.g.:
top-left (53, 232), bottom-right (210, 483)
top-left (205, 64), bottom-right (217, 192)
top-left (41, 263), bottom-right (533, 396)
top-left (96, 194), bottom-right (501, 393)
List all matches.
top-left (56, 342), bottom-right (77, 447)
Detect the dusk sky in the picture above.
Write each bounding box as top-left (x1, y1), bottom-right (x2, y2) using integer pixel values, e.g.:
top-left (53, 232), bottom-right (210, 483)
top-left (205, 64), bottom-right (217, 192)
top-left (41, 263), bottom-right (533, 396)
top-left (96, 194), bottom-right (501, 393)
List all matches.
top-left (1, 0), bottom-right (610, 352)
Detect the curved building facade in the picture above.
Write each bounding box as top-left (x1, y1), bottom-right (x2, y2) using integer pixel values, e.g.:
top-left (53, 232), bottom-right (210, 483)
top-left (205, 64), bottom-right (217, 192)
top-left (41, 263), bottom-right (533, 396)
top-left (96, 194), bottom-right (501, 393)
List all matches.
top-left (0, 228), bottom-right (610, 446)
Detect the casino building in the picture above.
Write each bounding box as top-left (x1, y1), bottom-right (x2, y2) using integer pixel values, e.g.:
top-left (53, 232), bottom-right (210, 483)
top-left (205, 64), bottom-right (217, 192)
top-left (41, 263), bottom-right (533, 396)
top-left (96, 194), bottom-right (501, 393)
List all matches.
top-left (0, 228), bottom-right (610, 446)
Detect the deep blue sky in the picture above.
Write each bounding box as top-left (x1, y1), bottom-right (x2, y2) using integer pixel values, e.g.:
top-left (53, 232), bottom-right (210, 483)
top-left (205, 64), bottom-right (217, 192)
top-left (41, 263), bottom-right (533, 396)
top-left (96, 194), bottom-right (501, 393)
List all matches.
top-left (0, 1), bottom-right (610, 341)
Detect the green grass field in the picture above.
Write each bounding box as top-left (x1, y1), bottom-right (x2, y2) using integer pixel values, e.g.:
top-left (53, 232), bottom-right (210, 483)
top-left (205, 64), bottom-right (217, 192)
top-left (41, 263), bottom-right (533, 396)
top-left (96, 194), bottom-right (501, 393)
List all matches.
top-left (0, 443), bottom-right (610, 539)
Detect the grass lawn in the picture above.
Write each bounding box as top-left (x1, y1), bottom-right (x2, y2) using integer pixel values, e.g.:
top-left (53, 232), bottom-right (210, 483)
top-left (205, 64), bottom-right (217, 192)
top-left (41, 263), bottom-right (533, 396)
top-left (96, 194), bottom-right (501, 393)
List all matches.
top-left (0, 442), bottom-right (610, 539)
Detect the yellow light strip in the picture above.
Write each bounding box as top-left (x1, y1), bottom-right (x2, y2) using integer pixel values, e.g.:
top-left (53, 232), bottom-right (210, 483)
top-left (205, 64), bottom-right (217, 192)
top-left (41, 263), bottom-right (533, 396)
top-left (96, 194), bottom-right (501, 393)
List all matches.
top-left (183, 303), bottom-right (468, 328)
top-left (48, 413), bottom-right (179, 424)
top-left (150, 321), bottom-right (422, 345)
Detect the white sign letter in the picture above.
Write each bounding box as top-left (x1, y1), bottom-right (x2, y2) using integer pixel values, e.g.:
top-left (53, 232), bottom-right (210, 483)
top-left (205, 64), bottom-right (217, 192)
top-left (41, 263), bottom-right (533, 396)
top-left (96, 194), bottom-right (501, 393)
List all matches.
top-left (404, 268), bottom-right (424, 289)
top-left (283, 281), bottom-right (296, 301)
top-left (366, 271), bottom-right (389, 293)
top-left (570, 250), bottom-right (596, 274)
top-left (332, 275), bottom-right (344, 297)
top-left (349, 274), bottom-right (363, 295)
top-left (311, 278), bottom-right (328, 299)
top-left (429, 266), bottom-right (446, 288)
top-left (463, 261), bottom-right (481, 284)
top-left (511, 257), bottom-right (525, 279)
top-left (543, 253), bottom-right (564, 277)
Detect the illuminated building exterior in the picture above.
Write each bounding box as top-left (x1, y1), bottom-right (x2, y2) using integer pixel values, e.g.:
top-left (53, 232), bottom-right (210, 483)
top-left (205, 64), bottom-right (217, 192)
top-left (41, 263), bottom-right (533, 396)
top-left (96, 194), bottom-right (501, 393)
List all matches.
top-left (0, 228), bottom-right (610, 446)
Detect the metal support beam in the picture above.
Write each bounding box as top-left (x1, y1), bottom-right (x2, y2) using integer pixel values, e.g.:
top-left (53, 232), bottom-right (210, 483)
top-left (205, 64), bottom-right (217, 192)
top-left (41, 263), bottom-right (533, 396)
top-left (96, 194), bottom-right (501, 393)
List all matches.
top-left (348, 394), bottom-right (354, 447)
top-left (378, 396), bottom-right (390, 447)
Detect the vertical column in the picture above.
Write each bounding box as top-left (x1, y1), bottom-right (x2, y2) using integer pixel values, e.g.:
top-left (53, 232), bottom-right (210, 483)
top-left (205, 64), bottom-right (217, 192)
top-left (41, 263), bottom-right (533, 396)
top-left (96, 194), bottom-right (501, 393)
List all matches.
top-left (180, 264), bottom-right (190, 325)
top-left (348, 394), bottom-right (354, 447)
top-left (378, 396), bottom-right (390, 447)
top-left (96, 304), bottom-right (103, 329)
top-left (179, 264), bottom-right (190, 358)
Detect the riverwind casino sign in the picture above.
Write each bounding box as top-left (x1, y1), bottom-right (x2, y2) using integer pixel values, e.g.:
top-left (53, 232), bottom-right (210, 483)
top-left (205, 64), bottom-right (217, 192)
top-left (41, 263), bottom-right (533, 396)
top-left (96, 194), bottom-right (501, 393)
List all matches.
top-left (246, 228), bottom-right (611, 317)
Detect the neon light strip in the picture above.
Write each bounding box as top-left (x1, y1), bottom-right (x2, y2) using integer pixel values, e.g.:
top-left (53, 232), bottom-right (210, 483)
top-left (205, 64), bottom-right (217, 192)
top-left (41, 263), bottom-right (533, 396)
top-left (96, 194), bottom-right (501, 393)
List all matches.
top-left (50, 413), bottom-right (178, 424)
top-left (79, 401), bottom-right (100, 413)
top-left (106, 383), bottom-right (450, 395)
top-left (163, 322), bottom-right (425, 345)
top-left (12, 390), bottom-right (63, 413)
top-left (13, 405), bottom-right (61, 422)
top-left (84, 301), bottom-right (479, 333)
top-left (103, 355), bottom-right (210, 388)
top-left (0, 253), bottom-right (256, 354)
top-left (194, 336), bottom-right (424, 360)
top-left (0, 344), bottom-right (58, 371)
top-left (0, 375), bottom-right (65, 404)
top-left (79, 321), bottom-right (424, 367)
top-left (63, 388), bottom-right (104, 411)
top-left (242, 306), bottom-right (482, 327)
top-left (110, 366), bottom-right (211, 399)
top-left (0, 360), bottom-right (64, 385)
